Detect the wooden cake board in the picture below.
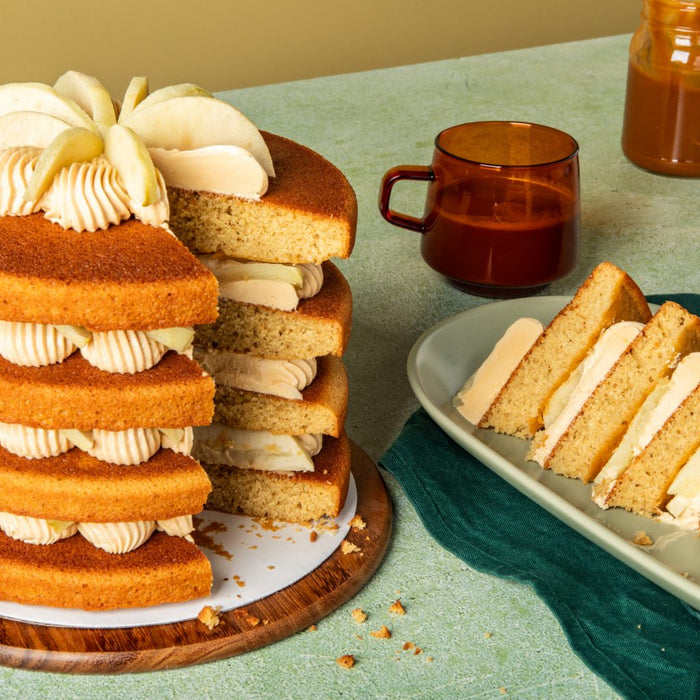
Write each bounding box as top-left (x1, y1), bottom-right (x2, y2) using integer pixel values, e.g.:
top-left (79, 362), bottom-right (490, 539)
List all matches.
top-left (0, 442), bottom-right (392, 674)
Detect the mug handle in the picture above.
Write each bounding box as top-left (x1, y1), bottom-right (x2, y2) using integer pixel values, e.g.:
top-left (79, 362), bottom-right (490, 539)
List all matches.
top-left (378, 165), bottom-right (434, 233)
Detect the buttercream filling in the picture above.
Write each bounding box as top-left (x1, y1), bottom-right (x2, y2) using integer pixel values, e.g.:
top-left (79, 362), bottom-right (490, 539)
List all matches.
top-left (196, 254), bottom-right (323, 311)
top-left (0, 423), bottom-right (193, 464)
top-left (0, 321), bottom-right (193, 374)
top-left (0, 513), bottom-right (195, 553)
top-left (192, 423), bottom-right (322, 472)
top-left (529, 321), bottom-right (644, 466)
top-left (454, 317), bottom-right (544, 425)
top-left (149, 145), bottom-right (268, 199)
top-left (194, 347), bottom-right (316, 399)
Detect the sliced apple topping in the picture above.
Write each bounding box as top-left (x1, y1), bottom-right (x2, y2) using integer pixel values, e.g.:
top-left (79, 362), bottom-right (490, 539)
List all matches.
top-left (54, 324), bottom-right (92, 347)
top-left (118, 76), bottom-right (149, 123)
top-left (53, 70), bottom-right (116, 132)
top-left (0, 82), bottom-right (97, 132)
top-left (121, 95), bottom-right (275, 177)
top-left (58, 428), bottom-right (94, 451)
top-left (145, 326), bottom-right (195, 353)
top-left (47, 519), bottom-right (76, 534)
top-left (0, 111), bottom-right (73, 149)
top-left (104, 123), bottom-right (161, 206)
top-left (131, 82), bottom-right (212, 113)
top-left (24, 126), bottom-right (104, 201)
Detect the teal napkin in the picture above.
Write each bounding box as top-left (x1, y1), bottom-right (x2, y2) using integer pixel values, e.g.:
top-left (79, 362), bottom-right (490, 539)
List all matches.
top-left (380, 293), bottom-right (700, 700)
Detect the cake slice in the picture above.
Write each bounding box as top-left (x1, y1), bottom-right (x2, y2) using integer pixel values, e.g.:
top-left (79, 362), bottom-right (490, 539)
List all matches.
top-left (167, 132), bottom-right (357, 264)
top-left (479, 262), bottom-right (651, 438)
top-left (529, 302), bottom-right (700, 482)
top-left (593, 353), bottom-right (700, 517)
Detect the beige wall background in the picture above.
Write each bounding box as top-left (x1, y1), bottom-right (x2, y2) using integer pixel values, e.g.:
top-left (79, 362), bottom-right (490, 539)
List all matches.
top-left (3, 1), bottom-right (640, 96)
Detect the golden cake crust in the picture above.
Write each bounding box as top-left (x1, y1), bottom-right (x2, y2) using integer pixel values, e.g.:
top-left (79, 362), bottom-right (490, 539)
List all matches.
top-left (0, 214), bottom-right (219, 329)
top-left (0, 447), bottom-right (211, 522)
top-left (168, 132), bottom-right (357, 264)
top-left (213, 355), bottom-right (348, 436)
top-left (204, 431), bottom-right (351, 523)
top-left (0, 530), bottom-right (212, 610)
top-left (0, 351), bottom-right (215, 430)
top-left (195, 261), bottom-right (352, 359)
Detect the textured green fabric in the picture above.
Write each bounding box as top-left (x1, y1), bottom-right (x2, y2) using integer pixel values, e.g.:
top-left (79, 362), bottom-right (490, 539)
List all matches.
top-left (380, 294), bottom-right (700, 700)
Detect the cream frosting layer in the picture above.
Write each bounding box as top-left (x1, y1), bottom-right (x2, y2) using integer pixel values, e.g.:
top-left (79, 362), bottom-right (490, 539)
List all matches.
top-left (196, 254), bottom-right (323, 310)
top-left (194, 347), bottom-right (316, 400)
top-left (0, 423), bottom-right (193, 464)
top-left (529, 321), bottom-right (644, 467)
top-left (0, 147), bottom-right (169, 231)
top-left (0, 512), bottom-right (195, 553)
top-left (0, 321), bottom-right (193, 374)
top-left (192, 423), bottom-right (322, 472)
top-left (664, 446), bottom-right (700, 528)
top-left (454, 317), bottom-right (543, 425)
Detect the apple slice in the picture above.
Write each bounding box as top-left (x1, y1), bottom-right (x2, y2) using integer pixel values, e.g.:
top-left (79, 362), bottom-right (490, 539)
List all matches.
top-left (145, 326), bottom-right (194, 352)
top-left (24, 126), bottom-right (104, 201)
top-left (118, 76), bottom-right (149, 123)
top-left (132, 82), bottom-right (212, 113)
top-left (103, 123), bottom-right (160, 206)
top-left (0, 111), bottom-right (73, 149)
top-left (54, 324), bottom-right (92, 348)
top-left (53, 70), bottom-right (116, 131)
top-left (58, 428), bottom-right (94, 451)
top-left (122, 95), bottom-right (275, 176)
top-left (0, 82), bottom-right (96, 132)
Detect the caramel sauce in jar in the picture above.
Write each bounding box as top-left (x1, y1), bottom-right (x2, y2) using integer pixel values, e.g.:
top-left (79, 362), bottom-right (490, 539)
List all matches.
top-left (621, 0), bottom-right (700, 176)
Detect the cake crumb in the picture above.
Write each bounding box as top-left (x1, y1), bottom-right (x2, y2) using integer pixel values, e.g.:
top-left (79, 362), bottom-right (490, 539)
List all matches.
top-left (336, 654), bottom-right (356, 669)
top-left (483, 632), bottom-right (492, 639)
top-left (309, 530), bottom-right (318, 543)
top-left (352, 608), bottom-right (368, 624)
top-left (233, 608), bottom-right (261, 627)
top-left (307, 624), bottom-right (317, 632)
top-left (197, 605), bottom-right (221, 631)
top-left (402, 641), bottom-right (415, 651)
top-left (499, 687), bottom-right (507, 695)
top-left (633, 531), bottom-right (653, 546)
top-left (349, 514), bottom-right (366, 530)
top-left (370, 625), bottom-right (392, 639)
top-left (341, 539), bottom-right (362, 555)
top-left (388, 599), bottom-right (405, 615)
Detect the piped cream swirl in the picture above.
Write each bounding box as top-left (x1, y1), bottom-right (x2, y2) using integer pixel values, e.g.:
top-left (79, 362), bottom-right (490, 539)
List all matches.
top-left (0, 513), bottom-right (78, 545)
top-left (0, 320), bottom-right (77, 366)
top-left (80, 329), bottom-right (168, 374)
top-left (0, 146), bottom-right (43, 215)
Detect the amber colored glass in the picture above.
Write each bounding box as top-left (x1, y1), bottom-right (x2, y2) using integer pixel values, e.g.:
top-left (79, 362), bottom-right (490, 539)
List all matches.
top-left (378, 121), bottom-right (580, 298)
top-left (621, 0), bottom-right (700, 176)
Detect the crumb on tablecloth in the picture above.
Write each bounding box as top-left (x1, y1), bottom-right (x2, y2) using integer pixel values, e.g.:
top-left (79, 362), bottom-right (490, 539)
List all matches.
top-left (336, 654), bottom-right (356, 669)
top-left (352, 608), bottom-right (368, 624)
top-left (388, 599), bottom-right (405, 615)
top-left (370, 625), bottom-right (392, 639)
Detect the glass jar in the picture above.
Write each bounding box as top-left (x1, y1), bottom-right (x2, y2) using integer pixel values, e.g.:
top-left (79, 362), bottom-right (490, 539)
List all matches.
top-left (621, 0), bottom-right (700, 176)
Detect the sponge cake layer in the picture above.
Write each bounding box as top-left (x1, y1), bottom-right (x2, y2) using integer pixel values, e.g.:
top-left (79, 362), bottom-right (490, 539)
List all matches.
top-left (0, 352), bottom-right (215, 430)
top-left (0, 447), bottom-right (211, 522)
top-left (0, 530), bottom-right (212, 610)
top-left (0, 214), bottom-right (218, 330)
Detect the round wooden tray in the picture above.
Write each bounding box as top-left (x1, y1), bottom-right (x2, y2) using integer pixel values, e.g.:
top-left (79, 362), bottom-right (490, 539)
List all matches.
top-left (0, 442), bottom-right (392, 674)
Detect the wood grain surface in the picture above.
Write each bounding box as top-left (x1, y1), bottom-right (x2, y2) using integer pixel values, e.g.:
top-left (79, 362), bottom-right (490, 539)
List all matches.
top-left (0, 441), bottom-right (392, 674)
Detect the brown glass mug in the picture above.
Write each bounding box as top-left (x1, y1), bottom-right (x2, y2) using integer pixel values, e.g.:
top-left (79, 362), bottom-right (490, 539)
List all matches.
top-left (378, 121), bottom-right (581, 297)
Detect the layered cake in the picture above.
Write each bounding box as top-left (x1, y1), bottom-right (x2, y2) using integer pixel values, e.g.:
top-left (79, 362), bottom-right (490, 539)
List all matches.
top-left (455, 262), bottom-right (700, 529)
top-left (0, 70), bottom-right (358, 611)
